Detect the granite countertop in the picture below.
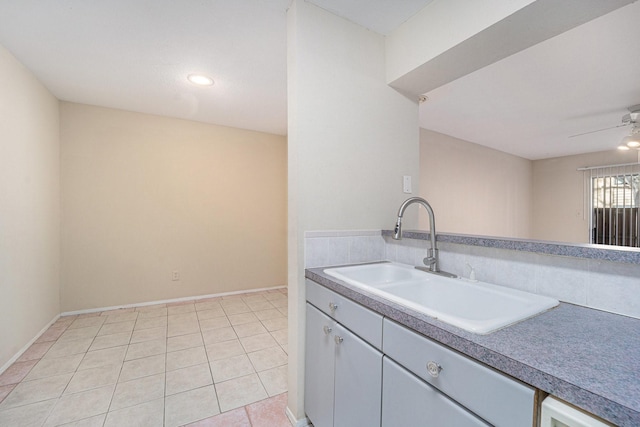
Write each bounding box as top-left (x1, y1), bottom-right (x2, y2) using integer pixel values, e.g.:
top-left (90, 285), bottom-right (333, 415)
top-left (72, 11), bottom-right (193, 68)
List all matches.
top-left (306, 265), bottom-right (640, 427)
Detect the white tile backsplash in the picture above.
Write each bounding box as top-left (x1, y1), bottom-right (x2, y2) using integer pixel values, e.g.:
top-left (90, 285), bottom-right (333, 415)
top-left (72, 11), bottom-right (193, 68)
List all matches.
top-left (307, 230), bottom-right (640, 319)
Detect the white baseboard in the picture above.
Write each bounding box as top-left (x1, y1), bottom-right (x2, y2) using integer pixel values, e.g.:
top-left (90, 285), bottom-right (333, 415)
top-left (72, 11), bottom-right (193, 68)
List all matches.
top-left (0, 313), bottom-right (60, 375)
top-left (286, 406), bottom-right (311, 427)
top-left (61, 285), bottom-right (287, 317)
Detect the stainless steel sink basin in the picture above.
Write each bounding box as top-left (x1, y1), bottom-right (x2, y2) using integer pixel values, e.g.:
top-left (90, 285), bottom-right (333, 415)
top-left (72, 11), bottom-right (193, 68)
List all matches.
top-left (324, 262), bottom-right (559, 334)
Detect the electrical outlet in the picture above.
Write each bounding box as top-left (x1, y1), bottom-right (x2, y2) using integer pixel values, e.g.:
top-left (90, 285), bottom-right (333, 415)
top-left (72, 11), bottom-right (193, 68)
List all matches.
top-left (172, 270), bottom-right (180, 281)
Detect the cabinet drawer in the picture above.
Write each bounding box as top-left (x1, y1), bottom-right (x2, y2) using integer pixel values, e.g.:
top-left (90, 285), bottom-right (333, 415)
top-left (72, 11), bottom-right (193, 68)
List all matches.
top-left (383, 319), bottom-right (535, 427)
top-left (306, 279), bottom-right (383, 350)
top-left (382, 357), bottom-right (489, 427)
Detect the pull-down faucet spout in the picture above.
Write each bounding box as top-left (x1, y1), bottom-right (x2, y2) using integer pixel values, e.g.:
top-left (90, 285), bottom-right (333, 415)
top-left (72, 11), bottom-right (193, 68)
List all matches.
top-left (393, 197), bottom-right (456, 278)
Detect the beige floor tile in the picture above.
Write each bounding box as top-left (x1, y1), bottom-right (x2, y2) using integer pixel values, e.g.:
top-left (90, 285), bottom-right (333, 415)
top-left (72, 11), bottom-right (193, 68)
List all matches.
top-left (245, 392), bottom-right (290, 427)
top-left (136, 303), bottom-right (166, 312)
top-left (89, 332), bottom-right (132, 351)
top-left (16, 341), bottom-right (55, 362)
top-left (0, 384), bottom-right (16, 404)
top-left (133, 316), bottom-right (167, 330)
top-left (206, 340), bottom-right (245, 362)
top-left (43, 384), bottom-right (114, 426)
top-left (110, 373), bottom-right (165, 411)
top-left (223, 304), bottom-right (252, 316)
top-left (270, 329), bottom-right (288, 345)
top-left (68, 317), bottom-right (106, 330)
top-left (78, 346), bottom-right (127, 371)
top-left (104, 312), bottom-right (138, 324)
top-left (233, 322), bottom-right (268, 338)
top-left (64, 364), bottom-right (120, 394)
top-left (97, 320), bottom-right (135, 336)
top-left (195, 301), bottom-right (223, 312)
top-left (164, 385), bottom-right (220, 427)
top-left (165, 363), bottom-right (213, 396)
top-left (239, 333), bottom-right (278, 353)
top-left (168, 320), bottom-right (200, 337)
top-left (271, 300), bottom-right (287, 309)
top-left (57, 413), bottom-right (106, 426)
top-left (168, 304), bottom-right (196, 315)
top-left (58, 326), bottom-right (101, 342)
top-left (104, 397), bottom-right (164, 427)
top-left (130, 326), bottom-right (166, 344)
top-left (184, 406), bottom-right (251, 427)
top-left (242, 295), bottom-right (268, 304)
top-left (246, 300), bottom-right (275, 311)
top-left (215, 373), bottom-right (268, 412)
top-left (36, 325), bottom-right (67, 344)
top-left (196, 308), bottom-right (226, 320)
top-left (264, 293), bottom-right (286, 302)
top-left (0, 399), bottom-right (57, 427)
top-left (277, 307), bottom-right (288, 317)
top-left (199, 316), bottom-right (231, 331)
top-left (166, 346), bottom-right (207, 372)
top-left (210, 355), bottom-right (255, 383)
top-left (0, 373), bottom-right (72, 410)
top-left (25, 354), bottom-right (83, 381)
top-left (202, 327), bottom-right (237, 345)
top-left (254, 309), bottom-right (284, 321)
top-left (280, 344), bottom-right (288, 355)
top-left (258, 365), bottom-right (288, 397)
top-left (167, 333), bottom-right (203, 353)
top-left (137, 307), bottom-right (168, 319)
top-left (0, 360), bottom-right (38, 386)
top-left (168, 312), bottom-right (198, 323)
top-left (247, 346), bottom-right (287, 372)
top-left (125, 338), bottom-right (166, 361)
top-left (261, 317), bottom-right (288, 332)
top-left (119, 354), bottom-right (165, 383)
top-left (228, 312), bottom-right (259, 326)
top-left (43, 337), bottom-right (93, 359)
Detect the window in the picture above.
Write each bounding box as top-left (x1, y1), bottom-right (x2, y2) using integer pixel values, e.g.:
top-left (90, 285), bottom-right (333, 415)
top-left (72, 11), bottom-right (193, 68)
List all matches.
top-left (589, 164), bottom-right (640, 247)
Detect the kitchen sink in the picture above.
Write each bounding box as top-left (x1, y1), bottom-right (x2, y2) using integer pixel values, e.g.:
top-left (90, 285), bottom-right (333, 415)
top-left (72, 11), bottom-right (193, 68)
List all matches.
top-left (324, 262), bottom-right (559, 334)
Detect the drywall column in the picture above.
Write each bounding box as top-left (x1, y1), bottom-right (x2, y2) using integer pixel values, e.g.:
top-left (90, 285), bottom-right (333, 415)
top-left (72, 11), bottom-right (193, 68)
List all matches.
top-left (287, 1), bottom-right (419, 421)
top-left (0, 44), bottom-right (60, 369)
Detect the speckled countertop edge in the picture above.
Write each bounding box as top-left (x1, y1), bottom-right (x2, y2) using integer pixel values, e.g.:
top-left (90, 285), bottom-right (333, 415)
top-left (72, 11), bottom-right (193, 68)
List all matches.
top-left (382, 230), bottom-right (640, 264)
top-left (306, 266), bottom-right (640, 427)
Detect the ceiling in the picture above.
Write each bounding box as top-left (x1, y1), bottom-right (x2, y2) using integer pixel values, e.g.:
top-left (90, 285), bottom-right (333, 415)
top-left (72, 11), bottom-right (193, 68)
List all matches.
top-left (0, 0), bottom-right (431, 137)
top-left (419, 1), bottom-right (640, 160)
top-left (0, 1), bottom-right (637, 160)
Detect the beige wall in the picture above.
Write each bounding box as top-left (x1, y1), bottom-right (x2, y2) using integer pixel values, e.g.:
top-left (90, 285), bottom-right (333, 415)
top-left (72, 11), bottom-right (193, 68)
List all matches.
top-left (287, 1), bottom-right (420, 420)
top-left (60, 103), bottom-right (286, 312)
top-left (420, 129), bottom-right (532, 238)
top-left (0, 45), bottom-right (60, 368)
top-left (531, 149), bottom-right (638, 243)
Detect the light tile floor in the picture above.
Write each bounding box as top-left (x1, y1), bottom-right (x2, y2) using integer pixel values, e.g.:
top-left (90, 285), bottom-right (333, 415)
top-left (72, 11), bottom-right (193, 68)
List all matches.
top-left (0, 288), bottom-right (292, 427)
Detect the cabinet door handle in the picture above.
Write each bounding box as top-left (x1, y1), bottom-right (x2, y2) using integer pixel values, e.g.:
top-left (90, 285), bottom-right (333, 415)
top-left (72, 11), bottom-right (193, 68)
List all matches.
top-left (323, 325), bottom-right (332, 335)
top-left (334, 335), bottom-right (344, 345)
top-left (328, 302), bottom-right (338, 312)
top-left (426, 361), bottom-right (443, 378)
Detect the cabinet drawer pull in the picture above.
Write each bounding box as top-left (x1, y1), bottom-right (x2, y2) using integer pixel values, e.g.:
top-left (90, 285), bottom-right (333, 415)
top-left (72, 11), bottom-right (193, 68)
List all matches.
top-left (427, 361), bottom-right (443, 378)
top-left (334, 335), bottom-right (344, 345)
top-left (329, 302), bottom-right (339, 312)
top-left (323, 325), bottom-right (332, 335)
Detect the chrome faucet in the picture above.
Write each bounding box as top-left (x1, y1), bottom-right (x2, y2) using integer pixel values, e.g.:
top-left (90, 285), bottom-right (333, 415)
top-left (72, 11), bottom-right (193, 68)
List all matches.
top-left (393, 197), bottom-right (457, 278)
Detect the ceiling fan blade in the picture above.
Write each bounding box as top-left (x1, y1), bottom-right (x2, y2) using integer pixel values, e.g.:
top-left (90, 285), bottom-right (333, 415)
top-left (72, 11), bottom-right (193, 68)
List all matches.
top-left (568, 123), bottom-right (628, 138)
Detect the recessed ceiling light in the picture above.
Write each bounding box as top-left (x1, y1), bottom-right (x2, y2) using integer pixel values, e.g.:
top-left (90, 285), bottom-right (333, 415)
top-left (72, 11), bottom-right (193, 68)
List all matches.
top-left (187, 74), bottom-right (214, 86)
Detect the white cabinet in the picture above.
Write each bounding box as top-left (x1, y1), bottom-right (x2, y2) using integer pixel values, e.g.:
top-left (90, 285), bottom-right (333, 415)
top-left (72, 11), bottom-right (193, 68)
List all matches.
top-left (382, 357), bottom-right (489, 427)
top-left (383, 318), bottom-right (535, 427)
top-left (305, 280), bottom-right (383, 427)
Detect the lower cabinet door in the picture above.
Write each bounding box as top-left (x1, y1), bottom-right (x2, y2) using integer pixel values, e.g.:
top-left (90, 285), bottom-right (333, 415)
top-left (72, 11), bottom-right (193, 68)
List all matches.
top-left (382, 357), bottom-right (490, 427)
top-left (333, 323), bottom-right (383, 427)
top-left (305, 303), bottom-right (336, 427)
